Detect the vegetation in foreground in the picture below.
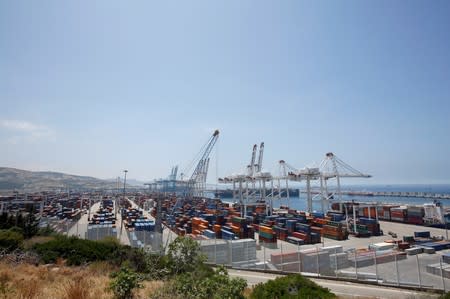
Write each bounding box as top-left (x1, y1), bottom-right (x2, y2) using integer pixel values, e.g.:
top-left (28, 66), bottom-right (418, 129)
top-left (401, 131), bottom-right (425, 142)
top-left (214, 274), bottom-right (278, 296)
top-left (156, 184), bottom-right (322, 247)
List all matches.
top-left (0, 211), bottom-right (337, 298)
top-left (440, 292), bottom-right (450, 299)
top-left (0, 260), bottom-right (162, 299)
top-left (250, 274), bottom-right (336, 299)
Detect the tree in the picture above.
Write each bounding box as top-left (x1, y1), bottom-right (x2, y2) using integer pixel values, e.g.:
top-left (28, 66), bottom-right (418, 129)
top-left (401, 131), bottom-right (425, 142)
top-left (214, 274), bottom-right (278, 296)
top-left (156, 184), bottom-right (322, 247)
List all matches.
top-left (167, 236), bottom-right (206, 275)
top-left (22, 212), bottom-right (39, 239)
top-left (0, 211), bottom-right (39, 239)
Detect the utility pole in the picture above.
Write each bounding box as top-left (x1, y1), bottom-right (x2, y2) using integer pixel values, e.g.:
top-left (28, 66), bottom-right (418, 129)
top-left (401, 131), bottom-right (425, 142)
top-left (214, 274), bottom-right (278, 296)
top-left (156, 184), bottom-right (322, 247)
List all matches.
top-left (123, 170), bottom-right (128, 201)
top-left (155, 193), bottom-right (162, 234)
top-left (120, 170), bottom-right (128, 238)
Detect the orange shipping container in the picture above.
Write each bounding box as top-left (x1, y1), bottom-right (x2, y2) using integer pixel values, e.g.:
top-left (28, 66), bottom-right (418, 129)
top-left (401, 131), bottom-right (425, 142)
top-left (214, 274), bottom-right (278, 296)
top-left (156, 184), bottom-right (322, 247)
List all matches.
top-left (259, 226), bottom-right (273, 233)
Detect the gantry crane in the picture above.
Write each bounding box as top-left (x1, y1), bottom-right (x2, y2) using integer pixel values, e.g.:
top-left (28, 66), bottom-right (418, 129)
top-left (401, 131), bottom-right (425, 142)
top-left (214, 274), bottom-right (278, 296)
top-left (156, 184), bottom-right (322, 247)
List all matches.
top-left (255, 142), bottom-right (264, 173)
top-left (247, 144), bottom-right (257, 177)
top-left (219, 142), bottom-right (272, 216)
top-left (319, 152), bottom-right (371, 202)
top-left (278, 160), bottom-right (321, 213)
top-left (166, 130), bottom-right (219, 222)
top-left (188, 130), bottom-right (220, 198)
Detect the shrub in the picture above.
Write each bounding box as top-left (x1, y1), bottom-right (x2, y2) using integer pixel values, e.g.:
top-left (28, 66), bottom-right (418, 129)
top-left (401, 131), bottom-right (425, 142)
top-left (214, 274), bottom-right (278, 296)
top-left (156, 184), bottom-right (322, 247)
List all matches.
top-left (36, 225), bottom-right (56, 237)
top-left (439, 292), bottom-right (450, 299)
top-left (0, 229), bottom-right (23, 252)
top-left (109, 267), bottom-right (142, 299)
top-left (32, 234), bottom-right (158, 271)
top-left (143, 253), bottom-right (170, 280)
top-left (250, 274), bottom-right (336, 299)
top-left (33, 235), bottom-right (123, 265)
top-left (167, 236), bottom-right (206, 275)
top-left (151, 266), bottom-right (247, 299)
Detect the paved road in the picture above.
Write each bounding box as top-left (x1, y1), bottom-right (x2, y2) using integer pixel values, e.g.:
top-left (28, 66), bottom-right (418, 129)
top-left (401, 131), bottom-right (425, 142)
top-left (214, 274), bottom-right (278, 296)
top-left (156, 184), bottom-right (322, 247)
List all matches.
top-left (127, 197), bottom-right (178, 251)
top-left (67, 199), bottom-right (132, 244)
top-left (227, 269), bottom-right (439, 299)
top-left (68, 201), bottom-right (100, 238)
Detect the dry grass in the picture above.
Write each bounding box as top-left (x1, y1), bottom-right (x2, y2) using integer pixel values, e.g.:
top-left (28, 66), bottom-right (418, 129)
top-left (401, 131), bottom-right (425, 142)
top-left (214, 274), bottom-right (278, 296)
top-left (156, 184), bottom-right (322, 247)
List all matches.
top-left (243, 287), bottom-right (253, 298)
top-left (88, 260), bottom-right (118, 276)
top-left (137, 280), bottom-right (165, 298)
top-left (0, 261), bottom-right (163, 299)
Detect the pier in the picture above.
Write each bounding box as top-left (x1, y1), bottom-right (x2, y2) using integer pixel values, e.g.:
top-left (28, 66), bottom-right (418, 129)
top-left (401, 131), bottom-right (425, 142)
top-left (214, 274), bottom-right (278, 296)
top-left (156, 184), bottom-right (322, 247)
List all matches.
top-left (300, 190), bottom-right (450, 200)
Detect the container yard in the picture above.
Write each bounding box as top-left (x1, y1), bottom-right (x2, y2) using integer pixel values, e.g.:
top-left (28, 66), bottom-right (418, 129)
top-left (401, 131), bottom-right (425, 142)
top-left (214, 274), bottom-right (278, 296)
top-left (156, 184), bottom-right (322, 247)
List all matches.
top-left (86, 198), bottom-right (117, 241)
top-left (122, 206), bottom-right (156, 248)
top-left (155, 196), bottom-right (352, 246)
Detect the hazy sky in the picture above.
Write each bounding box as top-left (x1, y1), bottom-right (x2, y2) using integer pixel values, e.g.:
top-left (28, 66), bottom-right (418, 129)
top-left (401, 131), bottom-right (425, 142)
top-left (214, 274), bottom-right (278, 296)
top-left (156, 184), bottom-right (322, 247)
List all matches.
top-left (1, 1), bottom-right (450, 185)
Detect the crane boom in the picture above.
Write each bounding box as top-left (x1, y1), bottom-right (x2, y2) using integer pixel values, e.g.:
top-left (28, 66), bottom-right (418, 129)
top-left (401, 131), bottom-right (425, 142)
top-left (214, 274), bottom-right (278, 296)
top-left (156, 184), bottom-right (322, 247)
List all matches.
top-left (256, 142), bottom-right (264, 173)
top-left (185, 130), bottom-right (220, 198)
top-left (247, 144), bottom-right (258, 176)
top-left (190, 130), bottom-right (219, 182)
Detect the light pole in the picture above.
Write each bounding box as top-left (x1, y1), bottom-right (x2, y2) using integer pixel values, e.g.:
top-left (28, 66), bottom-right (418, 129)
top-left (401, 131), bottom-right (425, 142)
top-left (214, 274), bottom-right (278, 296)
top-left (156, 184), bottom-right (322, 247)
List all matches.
top-left (123, 170), bottom-right (128, 202)
top-left (121, 170), bottom-right (128, 238)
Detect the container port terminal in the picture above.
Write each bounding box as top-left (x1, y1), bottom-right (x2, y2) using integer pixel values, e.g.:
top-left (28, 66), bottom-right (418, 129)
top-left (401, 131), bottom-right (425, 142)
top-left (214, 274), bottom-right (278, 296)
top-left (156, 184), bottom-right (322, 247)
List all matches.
top-left (2, 130), bottom-right (450, 293)
top-left (4, 189), bottom-right (450, 294)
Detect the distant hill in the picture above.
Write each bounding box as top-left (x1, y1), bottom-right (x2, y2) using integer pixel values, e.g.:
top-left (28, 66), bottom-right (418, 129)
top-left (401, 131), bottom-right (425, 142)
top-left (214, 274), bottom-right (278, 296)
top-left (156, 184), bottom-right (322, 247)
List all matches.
top-left (0, 167), bottom-right (137, 192)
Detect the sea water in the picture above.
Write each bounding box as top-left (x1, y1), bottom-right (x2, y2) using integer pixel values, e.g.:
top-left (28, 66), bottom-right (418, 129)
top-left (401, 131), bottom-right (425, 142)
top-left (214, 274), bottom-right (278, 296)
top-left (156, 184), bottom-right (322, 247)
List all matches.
top-left (216, 184), bottom-right (450, 212)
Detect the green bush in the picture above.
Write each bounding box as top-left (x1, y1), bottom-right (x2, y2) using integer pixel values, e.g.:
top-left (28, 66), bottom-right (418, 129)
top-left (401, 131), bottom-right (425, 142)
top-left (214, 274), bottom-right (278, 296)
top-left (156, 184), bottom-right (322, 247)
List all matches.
top-left (167, 236), bottom-right (206, 275)
top-left (109, 267), bottom-right (142, 299)
top-left (32, 235), bottom-right (145, 267)
top-left (439, 292), bottom-right (450, 299)
top-left (143, 253), bottom-right (170, 280)
top-left (33, 235), bottom-right (116, 265)
top-left (36, 225), bottom-right (56, 237)
top-left (250, 274), bottom-right (336, 299)
top-left (150, 266), bottom-right (246, 299)
top-left (0, 229), bottom-right (23, 252)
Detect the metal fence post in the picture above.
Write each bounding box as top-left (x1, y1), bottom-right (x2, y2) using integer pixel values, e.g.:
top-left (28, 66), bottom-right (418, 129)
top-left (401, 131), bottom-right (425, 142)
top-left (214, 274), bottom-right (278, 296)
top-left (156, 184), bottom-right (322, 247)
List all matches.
top-left (440, 256), bottom-right (446, 292)
top-left (214, 235), bottom-right (217, 264)
top-left (316, 245), bottom-right (320, 276)
top-left (395, 253), bottom-right (400, 286)
top-left (230, 239), bottom-right (233, 267)
top-left (263, 241), bottom-right (266, 271)
top-left (354, 249), bottom-right (358, 280)
top-left (374, 250), bottom-right (378, 283)
top-left (280, 241), bottom-right (284, 272)
top-left (298, 243), bottom-right (301, 273)
top-left (416, 254), bottom-right (422, 289)
top-left (335, 247), bottom-right (338, 278)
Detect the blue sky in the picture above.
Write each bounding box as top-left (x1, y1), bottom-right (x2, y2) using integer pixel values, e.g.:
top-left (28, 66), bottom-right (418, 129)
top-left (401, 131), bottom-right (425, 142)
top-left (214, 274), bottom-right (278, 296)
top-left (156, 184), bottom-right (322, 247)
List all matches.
top-left (1, 1), bottom-right (450, 185)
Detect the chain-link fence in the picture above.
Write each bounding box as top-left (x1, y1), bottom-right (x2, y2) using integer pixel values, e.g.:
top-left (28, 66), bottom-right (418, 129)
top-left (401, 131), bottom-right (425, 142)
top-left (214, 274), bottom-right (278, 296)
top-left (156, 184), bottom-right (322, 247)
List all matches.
top-left (40, 216), bottom-right (163, 254)
top-left (195, 236), bottom-right (450, 291)
top-left (40, 217), bottom-right (78, 235)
